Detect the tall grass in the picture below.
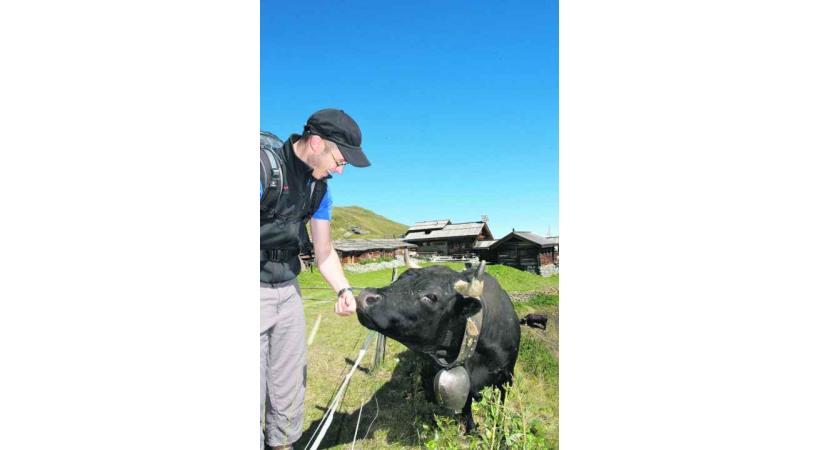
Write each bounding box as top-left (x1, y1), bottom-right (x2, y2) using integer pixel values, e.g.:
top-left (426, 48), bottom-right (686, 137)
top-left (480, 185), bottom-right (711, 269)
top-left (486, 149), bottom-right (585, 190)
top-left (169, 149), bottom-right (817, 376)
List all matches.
top-left (419, 376), bottom-right (557, 450)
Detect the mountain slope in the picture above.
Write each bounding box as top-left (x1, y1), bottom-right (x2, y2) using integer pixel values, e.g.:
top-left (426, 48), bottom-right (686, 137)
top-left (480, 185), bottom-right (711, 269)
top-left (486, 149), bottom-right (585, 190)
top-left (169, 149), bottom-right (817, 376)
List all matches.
top-left (330, 206), bottom-right (408, 240)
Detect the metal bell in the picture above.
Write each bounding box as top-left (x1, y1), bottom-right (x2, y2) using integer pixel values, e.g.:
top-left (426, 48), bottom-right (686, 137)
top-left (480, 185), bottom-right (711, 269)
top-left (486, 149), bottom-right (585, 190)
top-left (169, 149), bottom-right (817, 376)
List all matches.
top-left (433, 366), bottom-right (470, 412)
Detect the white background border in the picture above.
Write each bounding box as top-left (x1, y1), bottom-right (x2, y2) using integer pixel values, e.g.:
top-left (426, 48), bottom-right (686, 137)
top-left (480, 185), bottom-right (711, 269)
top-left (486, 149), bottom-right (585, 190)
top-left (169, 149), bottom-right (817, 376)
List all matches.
top-left (1, 1), bottom-right (819, 449)
top-left (562, 1), bottom-right (820, 448)
top-left (1, 1), bottom-right (259, 448)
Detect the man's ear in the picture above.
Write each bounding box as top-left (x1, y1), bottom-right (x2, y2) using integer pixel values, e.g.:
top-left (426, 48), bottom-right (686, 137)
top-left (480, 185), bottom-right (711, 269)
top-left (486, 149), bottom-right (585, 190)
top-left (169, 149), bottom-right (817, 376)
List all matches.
top-left (308, 134), bottom-right (324, 154)
top-left (456, 294), bottom-right (482, 318)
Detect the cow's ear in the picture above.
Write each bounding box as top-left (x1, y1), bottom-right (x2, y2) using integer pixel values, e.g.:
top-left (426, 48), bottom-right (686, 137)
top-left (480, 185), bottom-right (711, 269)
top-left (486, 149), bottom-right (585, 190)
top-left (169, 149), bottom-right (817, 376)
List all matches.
top-left (456, 294), bottom-right (482, 318)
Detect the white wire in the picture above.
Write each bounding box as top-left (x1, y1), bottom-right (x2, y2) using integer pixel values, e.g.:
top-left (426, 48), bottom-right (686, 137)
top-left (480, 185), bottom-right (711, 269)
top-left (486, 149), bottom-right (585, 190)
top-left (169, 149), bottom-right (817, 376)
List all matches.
top-left (350, 398), bottom-right (365, 450)
top-left (350, 367), bottom-right (382, 449)
top-left (363, 393), bottom-right (379, 440)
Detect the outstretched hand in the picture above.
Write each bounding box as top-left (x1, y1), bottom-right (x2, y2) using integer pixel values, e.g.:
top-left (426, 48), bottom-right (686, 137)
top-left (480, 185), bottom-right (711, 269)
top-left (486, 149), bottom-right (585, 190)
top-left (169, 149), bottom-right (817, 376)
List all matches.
top-left (335, 289), bottom-right (357, 316)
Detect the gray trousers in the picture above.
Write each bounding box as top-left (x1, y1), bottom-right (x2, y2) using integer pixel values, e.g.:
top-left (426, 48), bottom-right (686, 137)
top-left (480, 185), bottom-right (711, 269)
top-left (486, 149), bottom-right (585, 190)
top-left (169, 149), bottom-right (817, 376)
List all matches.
top-left (261, 279), bottom-right (307, 448)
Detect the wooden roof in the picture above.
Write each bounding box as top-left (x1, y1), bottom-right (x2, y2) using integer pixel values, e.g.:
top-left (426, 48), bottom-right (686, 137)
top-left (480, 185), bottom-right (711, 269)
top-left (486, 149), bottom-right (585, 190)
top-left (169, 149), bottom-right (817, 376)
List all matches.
top-left (490, 231), bottom-right (558, 249)
top-left (404, 221), bottom-right (493, 241)
top-left (472, 240), bottom-right (496, 249)
top-left (406, 219), bottom-right (451, 232)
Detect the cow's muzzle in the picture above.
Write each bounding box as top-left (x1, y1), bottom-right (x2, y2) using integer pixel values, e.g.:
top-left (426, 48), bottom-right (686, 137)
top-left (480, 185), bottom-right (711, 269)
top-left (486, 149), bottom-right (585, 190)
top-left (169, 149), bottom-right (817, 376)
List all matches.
top-left (356, 289), bottom-right (382, 310)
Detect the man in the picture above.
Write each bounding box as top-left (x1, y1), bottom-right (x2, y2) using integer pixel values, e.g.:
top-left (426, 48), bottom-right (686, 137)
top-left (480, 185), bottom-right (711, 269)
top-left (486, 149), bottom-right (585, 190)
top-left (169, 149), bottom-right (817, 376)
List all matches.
top-left (259, 109), bottom-right (371, 450)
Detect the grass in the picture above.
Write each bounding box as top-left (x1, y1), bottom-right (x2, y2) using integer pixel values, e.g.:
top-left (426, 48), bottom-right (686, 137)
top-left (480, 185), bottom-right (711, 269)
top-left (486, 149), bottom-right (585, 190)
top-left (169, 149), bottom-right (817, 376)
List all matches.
top-left (298, 262), bottom-right (557, 302)
top-left (516, 293), bottom-right (559, 309)
top-left (292, 263), bottom-right (558, 449)
top-left (410, 262), bottom-right (558, 294)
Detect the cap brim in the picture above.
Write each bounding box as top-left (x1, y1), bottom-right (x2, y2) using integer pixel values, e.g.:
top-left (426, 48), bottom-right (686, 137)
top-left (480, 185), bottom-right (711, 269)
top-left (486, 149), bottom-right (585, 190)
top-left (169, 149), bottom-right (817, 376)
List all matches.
top-left (337, 143), bottom-right (371, 167)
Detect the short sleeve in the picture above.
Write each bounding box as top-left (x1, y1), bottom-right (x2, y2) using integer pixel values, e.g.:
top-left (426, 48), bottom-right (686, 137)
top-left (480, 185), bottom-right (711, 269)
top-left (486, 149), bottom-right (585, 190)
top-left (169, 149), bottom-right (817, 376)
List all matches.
top-left (311, 188), bottom-right (332, 220)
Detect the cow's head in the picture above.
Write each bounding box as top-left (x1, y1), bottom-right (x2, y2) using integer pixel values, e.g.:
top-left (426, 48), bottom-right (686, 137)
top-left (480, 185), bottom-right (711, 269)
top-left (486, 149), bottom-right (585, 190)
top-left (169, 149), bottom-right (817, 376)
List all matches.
top-left (355, 264), bottom-right (485, 354)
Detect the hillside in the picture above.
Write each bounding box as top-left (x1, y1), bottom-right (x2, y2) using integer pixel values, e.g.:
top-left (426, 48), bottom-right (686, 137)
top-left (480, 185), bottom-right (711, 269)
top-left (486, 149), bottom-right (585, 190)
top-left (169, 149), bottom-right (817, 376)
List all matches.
top-left (330, 206), bottom-right (408, 240)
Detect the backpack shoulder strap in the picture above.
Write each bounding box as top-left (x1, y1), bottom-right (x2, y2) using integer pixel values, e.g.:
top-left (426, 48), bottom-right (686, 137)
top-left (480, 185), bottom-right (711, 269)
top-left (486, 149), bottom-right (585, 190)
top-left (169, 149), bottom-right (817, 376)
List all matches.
top-left (306, 178), bottom-right (328, 218)
top-left (260, 132), bottom-right (285, 214)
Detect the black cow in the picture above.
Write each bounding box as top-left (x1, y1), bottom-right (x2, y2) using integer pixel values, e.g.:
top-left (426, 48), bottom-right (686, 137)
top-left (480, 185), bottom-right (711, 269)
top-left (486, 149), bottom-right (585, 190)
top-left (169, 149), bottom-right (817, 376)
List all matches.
top-left (520, 313), bottom-right (548, 329)
top-left (355, 263), bottom-right (521, 433)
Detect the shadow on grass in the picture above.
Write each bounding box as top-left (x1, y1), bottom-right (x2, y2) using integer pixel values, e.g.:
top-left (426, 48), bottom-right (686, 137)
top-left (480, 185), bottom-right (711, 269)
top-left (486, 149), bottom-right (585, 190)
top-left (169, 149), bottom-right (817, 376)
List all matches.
top-left (295, 349), bottom-right (450, 450)
top-left (343, 357), bottom-right (371, 375)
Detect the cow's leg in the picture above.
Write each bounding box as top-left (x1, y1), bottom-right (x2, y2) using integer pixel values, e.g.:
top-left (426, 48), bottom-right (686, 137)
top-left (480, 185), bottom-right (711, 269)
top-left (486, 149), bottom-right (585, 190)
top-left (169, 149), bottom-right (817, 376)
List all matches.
top-left (499, 369), bottom-right (515, 404)
top-left (462, 398), bottom-right (477, 434)
top-left (472, 389), bottom-right (483, 402)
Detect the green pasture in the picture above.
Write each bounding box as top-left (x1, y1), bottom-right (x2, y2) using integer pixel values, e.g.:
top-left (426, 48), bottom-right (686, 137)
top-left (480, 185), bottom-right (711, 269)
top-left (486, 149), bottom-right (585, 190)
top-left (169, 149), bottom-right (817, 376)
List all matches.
top-left (293, 263), bottom-right (558, 449)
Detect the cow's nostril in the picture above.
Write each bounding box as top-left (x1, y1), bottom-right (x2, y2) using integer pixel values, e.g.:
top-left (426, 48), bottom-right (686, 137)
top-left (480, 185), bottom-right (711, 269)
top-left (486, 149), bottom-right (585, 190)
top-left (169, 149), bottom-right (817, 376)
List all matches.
top-left (365, 294), bottom-right (381, 306)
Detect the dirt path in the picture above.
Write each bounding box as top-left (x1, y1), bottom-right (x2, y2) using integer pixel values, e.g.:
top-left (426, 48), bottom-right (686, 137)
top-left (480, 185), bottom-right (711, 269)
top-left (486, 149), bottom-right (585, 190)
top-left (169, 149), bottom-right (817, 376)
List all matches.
top-left (508, 286), bottom-right (559, 302)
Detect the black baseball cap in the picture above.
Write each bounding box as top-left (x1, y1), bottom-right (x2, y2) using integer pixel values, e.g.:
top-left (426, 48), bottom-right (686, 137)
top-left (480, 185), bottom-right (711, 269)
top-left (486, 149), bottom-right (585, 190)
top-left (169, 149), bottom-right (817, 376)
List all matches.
top-left (304, 108), bottom-right (371, 167)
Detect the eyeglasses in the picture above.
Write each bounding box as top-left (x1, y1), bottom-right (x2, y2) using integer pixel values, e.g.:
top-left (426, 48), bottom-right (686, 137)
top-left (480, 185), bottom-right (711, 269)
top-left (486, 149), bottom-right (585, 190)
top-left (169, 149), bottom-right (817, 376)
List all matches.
top-left (330, 149), bottom-right (347, 167)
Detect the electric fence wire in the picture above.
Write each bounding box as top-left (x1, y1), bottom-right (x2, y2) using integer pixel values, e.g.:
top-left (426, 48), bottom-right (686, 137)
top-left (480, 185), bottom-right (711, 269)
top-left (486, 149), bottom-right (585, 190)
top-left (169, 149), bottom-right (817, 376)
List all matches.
top-left (350, 399), bottom-right (365, 450)
top-left (362, 392), bottom-right (379, 441)
top-left (342, 331), bottom-right (385, 449)
top-left (349, 370), bottom-right (382, 449)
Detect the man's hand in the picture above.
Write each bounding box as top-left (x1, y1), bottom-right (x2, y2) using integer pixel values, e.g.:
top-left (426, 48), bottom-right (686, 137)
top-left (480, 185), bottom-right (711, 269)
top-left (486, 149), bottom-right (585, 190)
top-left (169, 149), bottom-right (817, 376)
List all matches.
top-left (335, 289), bottom-right (357, 316)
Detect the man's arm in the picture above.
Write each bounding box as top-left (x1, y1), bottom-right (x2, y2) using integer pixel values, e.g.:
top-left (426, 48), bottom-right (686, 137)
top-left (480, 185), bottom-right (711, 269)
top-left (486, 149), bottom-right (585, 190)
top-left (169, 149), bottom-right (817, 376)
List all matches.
top-left (310, 218), bottom-right (356, 316)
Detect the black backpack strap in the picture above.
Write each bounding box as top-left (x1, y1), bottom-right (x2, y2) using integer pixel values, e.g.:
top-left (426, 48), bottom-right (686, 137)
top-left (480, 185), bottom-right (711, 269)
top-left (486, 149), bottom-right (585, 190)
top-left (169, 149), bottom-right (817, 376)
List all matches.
top-left (260, 132), bottom-right (285, 214)
top-left (297, 178), bottom-right (328, 257)
top-left (307, 178), bottom-right (328, 218)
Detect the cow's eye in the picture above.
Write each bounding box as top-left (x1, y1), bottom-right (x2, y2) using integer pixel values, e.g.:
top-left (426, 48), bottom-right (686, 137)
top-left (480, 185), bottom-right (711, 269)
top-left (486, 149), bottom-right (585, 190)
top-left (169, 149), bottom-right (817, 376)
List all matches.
top-left (421, 294), bottom-right (437, 304)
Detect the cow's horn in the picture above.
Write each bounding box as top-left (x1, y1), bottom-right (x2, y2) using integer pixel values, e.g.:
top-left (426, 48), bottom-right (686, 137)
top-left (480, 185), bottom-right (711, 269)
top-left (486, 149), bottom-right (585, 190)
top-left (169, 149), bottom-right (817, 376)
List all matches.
top-left (404, 248), bottom-right (420, 269)
top-left (464, 260), bottom-right (486, 298)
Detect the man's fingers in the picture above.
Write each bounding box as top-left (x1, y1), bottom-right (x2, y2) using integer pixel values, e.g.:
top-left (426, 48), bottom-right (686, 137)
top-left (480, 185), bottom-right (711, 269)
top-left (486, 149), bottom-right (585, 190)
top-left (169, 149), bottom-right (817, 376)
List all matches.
top-left (343, 292), bottom-right (357, 313)
top-left (332, 293), bottom-right (354, 317)
top-left (334, 297), bottom-right (353, 316)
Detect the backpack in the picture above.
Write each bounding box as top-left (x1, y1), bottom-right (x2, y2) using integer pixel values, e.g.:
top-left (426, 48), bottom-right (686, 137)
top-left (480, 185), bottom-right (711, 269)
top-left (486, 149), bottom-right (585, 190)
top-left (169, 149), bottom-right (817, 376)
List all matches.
top-left (260, 131), bottom-right (328, 217)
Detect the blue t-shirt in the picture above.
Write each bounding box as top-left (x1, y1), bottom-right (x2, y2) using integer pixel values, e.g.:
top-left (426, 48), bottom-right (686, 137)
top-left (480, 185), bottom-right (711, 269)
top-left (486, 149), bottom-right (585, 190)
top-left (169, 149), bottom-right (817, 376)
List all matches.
top-left (260, 180), bottom-right (332, 220)
top-left (312, 187), bottom-right (333, 220)
top-left (312, 188), bottom-right (332, 220)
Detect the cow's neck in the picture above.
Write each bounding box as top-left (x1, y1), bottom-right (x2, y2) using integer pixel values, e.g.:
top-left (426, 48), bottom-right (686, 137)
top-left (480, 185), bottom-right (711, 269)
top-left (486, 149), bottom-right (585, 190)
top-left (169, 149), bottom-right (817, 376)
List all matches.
top-left (432, 320), bottom-right (465, 361)
top-left (429, 299), bottom-right (484, 369)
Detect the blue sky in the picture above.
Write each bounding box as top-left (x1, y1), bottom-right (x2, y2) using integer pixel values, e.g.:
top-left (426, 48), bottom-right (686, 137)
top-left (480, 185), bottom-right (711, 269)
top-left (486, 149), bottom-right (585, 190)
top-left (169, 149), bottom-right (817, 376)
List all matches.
top-left (261, 0), bottom-right (558, 238)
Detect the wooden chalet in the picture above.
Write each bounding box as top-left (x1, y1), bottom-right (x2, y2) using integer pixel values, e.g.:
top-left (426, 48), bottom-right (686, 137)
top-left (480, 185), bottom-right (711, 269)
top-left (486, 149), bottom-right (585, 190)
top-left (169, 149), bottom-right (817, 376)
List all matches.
top-left (403, 219), bottom-right (494, 257)
top-left (333, 239), bottom-right (417, 264)
top-left (475, 231), bottom-right (559, 274)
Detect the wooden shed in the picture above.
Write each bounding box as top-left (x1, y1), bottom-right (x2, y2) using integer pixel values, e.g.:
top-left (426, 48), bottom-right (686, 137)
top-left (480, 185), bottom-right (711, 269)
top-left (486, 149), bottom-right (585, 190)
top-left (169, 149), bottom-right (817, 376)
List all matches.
top-left (477, 231), bottom-right (558, 274)
top-left (333, 239), bottom-right (418, 264)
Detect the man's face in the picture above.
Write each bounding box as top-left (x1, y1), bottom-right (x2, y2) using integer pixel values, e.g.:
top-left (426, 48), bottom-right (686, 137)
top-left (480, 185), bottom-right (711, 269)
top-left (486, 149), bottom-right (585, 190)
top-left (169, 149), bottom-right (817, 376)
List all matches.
top-left (310, 138), bottom-right (346, 179)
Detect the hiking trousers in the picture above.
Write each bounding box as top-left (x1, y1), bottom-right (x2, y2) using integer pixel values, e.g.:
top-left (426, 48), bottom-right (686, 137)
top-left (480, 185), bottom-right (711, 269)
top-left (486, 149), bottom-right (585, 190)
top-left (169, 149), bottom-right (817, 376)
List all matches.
top-left (260, 279), bottom-right (307, 449)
